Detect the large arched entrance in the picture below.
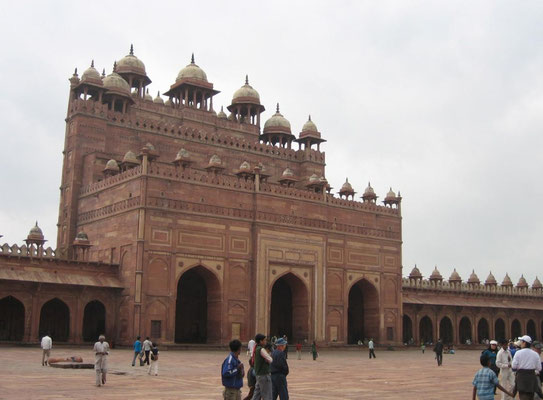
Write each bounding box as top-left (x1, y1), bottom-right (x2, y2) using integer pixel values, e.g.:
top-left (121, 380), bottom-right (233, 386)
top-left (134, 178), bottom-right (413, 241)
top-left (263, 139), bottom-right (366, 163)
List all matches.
top-left (347, 279), bottom-right (379, 344)
top-left (39, 298), bottom-right (70, 342)
top-left (175, 266), bottom-right (221, 343)
top-left (439, 317), bottom-right (453, 344)
top-left (419, 316), bottom-right (433, 344)
top-left (477, 318), bottom-right (489, 343)
top-left (403, 315), bottom-right (413, 344)
top-left (82, 300), bottom-right (106, 342)
top-left (0, 296), bottom-right (25, 341)
top-left (459, 317), bottom-right (472, 344)
top-left (527, 319), bottom-right (536, 340)
top-left (270, 273), bottom-right (309, 342)
top-left (495, 318), bottom-right (506, 341)
top-left (511, 319), bottom-right (521, 339)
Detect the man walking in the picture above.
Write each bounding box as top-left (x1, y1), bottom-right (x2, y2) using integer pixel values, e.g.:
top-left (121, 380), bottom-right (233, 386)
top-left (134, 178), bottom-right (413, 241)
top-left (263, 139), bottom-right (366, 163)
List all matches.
top-left (222, 339), bottom-right (244, 400)
top-left (94, 334), bottom-right (110, 387)
top-left (142, 336), bottom-right (152, 365)
top-left (270, 337), bottom-right (289, 400)
top-left (131, 336), bottom-right (142, 366)
top-left (511, 335), bottom-right (542, 400)
top-left (295, 342), bottom-right (302, 360)
top-left (251, 333), bottom-right (272, 400)
top-left (496, 339), bottom-right (514, 400)
top-left (434, 339), bottom-right (444, 366)
top-left (41, 333), bottom-right (52, 366)
top-left (368, 338), bottom-right (376, 359)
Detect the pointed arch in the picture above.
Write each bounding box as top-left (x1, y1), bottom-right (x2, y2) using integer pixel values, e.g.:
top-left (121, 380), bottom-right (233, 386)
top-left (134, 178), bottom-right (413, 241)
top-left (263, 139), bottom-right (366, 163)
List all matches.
top-left (82, 300), bottom-right (106, 342)
top-left (39, 298), bottom-right (70, 342)
top-left (0, 296), bottom-right (25, 341)
top-left (347, 278), bottom-right (379, 343)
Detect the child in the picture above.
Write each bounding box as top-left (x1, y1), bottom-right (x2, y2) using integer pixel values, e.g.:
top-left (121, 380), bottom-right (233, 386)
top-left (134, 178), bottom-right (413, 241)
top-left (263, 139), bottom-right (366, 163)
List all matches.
top-left (472, 354), bottom-right (513, 400)
top-left (148, 342), bottom-right (159, 376)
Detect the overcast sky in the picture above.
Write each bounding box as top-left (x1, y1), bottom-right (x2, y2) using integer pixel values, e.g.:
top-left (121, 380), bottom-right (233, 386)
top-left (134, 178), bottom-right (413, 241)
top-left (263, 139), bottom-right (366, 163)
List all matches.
top-left (1, 1), bottom-right (542, 285)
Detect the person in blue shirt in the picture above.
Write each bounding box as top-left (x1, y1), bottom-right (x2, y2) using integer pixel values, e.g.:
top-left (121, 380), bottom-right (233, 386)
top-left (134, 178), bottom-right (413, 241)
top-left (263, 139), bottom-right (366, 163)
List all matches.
top-left (222, 339), bottom-right (244, 400)
top-left (131, 336), bottom-right (142, 367)
top-left (472, 354), bottom-right (513, 400)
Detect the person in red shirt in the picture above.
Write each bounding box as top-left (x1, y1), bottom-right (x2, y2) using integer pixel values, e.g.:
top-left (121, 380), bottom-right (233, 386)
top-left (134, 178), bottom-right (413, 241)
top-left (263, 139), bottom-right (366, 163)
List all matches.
top-left (295, 342), bottom-right (302, 360)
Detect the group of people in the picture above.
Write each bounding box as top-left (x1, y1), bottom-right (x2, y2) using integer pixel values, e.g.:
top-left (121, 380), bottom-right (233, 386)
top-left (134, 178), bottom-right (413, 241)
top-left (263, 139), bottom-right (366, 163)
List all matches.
top-left (473, 335), bottom-right (543, 400)
top-left (131, 336), bottom-right (159, 376)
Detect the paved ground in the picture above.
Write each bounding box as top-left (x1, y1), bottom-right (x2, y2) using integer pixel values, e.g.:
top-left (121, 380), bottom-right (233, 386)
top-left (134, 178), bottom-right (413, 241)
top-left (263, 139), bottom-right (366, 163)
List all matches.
top-left (0, 346), bottom-right (483, 399)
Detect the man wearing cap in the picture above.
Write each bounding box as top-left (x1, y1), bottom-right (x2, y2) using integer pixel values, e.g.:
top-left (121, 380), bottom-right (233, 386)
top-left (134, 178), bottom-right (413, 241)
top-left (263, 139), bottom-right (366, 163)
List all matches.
top-left (483, 340), bottom-right (500, 379)
top-left (270, 337), bottom-right (289, 400)
top-left (512, 335), bottom-right (542, 400)
top-left (496, 339), bottom-right (514, 400)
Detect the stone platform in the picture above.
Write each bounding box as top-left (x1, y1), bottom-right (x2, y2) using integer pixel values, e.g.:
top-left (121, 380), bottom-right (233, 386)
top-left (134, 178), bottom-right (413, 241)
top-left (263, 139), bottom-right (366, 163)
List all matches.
top-left (0, 346), bottom-right (483, 399)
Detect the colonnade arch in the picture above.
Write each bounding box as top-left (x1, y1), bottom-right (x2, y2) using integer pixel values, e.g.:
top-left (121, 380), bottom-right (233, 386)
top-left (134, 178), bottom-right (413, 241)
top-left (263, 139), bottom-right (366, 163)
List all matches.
top-left (0, 296), bottom-right (25, 341)
top-left (439, 317), bottom-right (453, 344)
top-left (269, 272), bottom-right (309, 342)
top-left (347, 279), bottom-right (379, 344)
top-left (495, 318), bottom-right (506, 342)
top-left (477, 318), bottom-right (489, 343)
top-left (82, 300), bottom-right (106, 342)
top-left (39, 298), bottom-right (70, 342)
top-left (175, 265), bottom-right (221, 343)
top-left (459, 317), bottom-right (472, 344)
top-left (419, 316), bottom-right (433, 344)
top-left (511, 319), bottom-right (521, 339)
top-left (403, 315), bottom-right (413, 343)
top-left (527, 319), bottom-right (536, 340)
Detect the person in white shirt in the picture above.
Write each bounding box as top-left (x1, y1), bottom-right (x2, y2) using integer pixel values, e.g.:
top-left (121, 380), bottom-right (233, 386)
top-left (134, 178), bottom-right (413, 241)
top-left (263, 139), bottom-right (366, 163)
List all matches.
top-left (142, 337), bottom-right (152, 365)
top-left (247, 339), bottom-right (256, 357)
top-left (94, 335), bottom-right (110, 387)
top-left (41, 333), bottom-right (52, 366)
top-left (368, 339), bottom-right (376, 359)
top-left (496, 339), bottom-right (514, 400)
top-left (512, 335), bottom-right (542, 400)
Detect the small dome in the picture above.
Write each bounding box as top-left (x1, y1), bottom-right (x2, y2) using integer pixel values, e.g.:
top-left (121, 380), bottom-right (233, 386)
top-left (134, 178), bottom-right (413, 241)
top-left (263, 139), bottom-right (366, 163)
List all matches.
top-left (232, 75), bottom-right (260, 104)
top-left (176, 54), bottom-right (208, 82)
top-left (448, 268), bottom-right (462, 282)
top-left (485, 271), bottom-right (497, 285)
top-left (75, 231), bottom-right (89, 241)
top-left (218, 106), bottom-right (227, 119)
top-left (105, 159), bottom-right (120, 171)
top-left (309, 174), bottom-right (320, 183)
top-left (429, 266), bottom-right (443, 280)
top-left (263, 104), bottom-right (291, 132)
top-left (517, 274), bottom-right (528, 288)
top-left (103, 63), bottom-right (131, 96)
top-left (340, 178), bottom-right (354, 194)
top-left (28, 222), bottom-right (44, 239)
top-left (116, 45), bottom-right (147, 74)
top-left (153, 91), bottom-right (164, 104)
top-left (364, 183), bottom-right (376, 196)
top-left (209, 154), bottom-right (221, 166)
top-left (175, 148), bottom-right (190, 161)
top-left (239, 161), bottom-right (250, 171)
top-left (282, 167), bottom-right (294, 177)
top-left (385, 188), bottom-right (396, 200)
top-left (81, 60), bottom-right (102, 85)
top-left (409, 265), bottom-right (422, 279)
top-left (501, 273), bottom-right (513, 287)
top-left (122, 150), bottom-right (138, 164)
top-left (302, 115), bottom-right (318, 133)
top-left (532, 277), bottom-right (542, 289)
top-left (468, 270), bottom-right (480, 284)
top-left (144, 89), bottom-right (153, 102)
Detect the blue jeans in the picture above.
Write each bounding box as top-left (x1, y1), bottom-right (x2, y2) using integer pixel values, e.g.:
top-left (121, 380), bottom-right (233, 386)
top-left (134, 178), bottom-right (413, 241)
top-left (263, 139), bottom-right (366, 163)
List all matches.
top-left (271, 374), bottom-right (289, 400)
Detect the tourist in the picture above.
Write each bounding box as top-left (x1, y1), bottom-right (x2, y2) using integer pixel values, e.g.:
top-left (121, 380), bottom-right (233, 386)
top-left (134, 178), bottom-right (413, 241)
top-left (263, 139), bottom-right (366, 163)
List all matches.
top-left (421, 342), bottom-right (426, 354)
top-left (368, 338), bottom-right (376, 359)
top-left (131, 336), bottom-right (142, 366)
top-left (142, 336), bottom-right (152, 365)
top-left (482, 340), bottom-right (500, 379)
top-left (434, 339), bottom-right (444, 366)
top-left (270, 337), bottom-right (289, 400)
top-left (511, 335), bottom-right (542, 399)
top-left (472, 353), bottom-right (514, 400)
top-left (148, 342), bottom-right (159, 376)
top-left (496, 339), bottom-right (514, 400)
top-left (41, 332), bottom-right (52, 366)
top-left (311, 341), bottom-right (318, 361)
top-left (248, 339), bottom-right (256, 358)
top-left (251, 333), bottom-right (272, 400)
top-left (295, 342), bottom-right (302, 360)
top-left (282, 336), bottom-right (288, 359)
top-left (94, 334), bottom-right (109, 387)
top-left (222, 339), bottom-right (244, 400)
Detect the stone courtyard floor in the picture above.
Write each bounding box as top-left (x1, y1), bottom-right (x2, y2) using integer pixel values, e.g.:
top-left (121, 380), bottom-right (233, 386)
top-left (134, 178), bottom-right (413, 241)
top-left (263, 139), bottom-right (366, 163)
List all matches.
top-left (0, 346), bottom-right (483, 399)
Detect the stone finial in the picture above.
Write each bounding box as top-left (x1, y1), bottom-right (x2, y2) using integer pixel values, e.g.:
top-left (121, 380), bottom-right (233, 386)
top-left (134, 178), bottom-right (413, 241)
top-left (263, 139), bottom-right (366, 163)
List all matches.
top-left (191, 53), bottom-right (195, 64)
top-left (102, 68), bottom-right (106, 78)
top-left (245, 74), bottom-right (249, 85)
top-left (129, 44), bottom-right (134, 55)
top-left (91, 59), bottom-right (94, 68)
top-left (276, 103), bottom-right (280, 113)
top-left (74, 67), bottom-right (78, 76)
top-left (113, 61), bottom-right (117, 72)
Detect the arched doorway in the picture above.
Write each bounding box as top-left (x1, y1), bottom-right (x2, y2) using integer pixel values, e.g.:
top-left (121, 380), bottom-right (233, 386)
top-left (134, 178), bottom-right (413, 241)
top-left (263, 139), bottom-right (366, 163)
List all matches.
top-left (439, 317), bottom-right (453, 344)
top-left (419, 316), bottom-right (433, 344)
top-left (39, 298), bottom-right (70, 342)
top-left (270, 273), bottom-right (309, 342)
top-left (347, 279), bottom-right (379, 344)
top-left (175, 266), bottom-right (221, 343)
top-left (511, 319), bottom-right (521, 339)
top-left (82, 300), bottom-right (106, 342)
top-left (403, 315), bottom-right (413, 344)
top-left (0, 296), bottom-right (25, 341)
top-left (495, 318), bottom-right (506, 341)
top-left (527, 319), bottom-right (536, 340)
top-left (459, 317), bottom-right (472, 344)
top-left (477, 318), bottom-right (489, 343)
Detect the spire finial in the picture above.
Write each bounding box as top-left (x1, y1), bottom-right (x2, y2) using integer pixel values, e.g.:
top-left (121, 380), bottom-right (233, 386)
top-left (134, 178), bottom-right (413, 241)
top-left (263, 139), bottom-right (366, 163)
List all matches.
top-left (191, 53), bottom-right (195, 64)
top-left (276, 103), bottom-right (280, 113)
top-left (346, 177), bottom-right (349, 182)
top-left (73, 67), bottom-right (78, 76)
top-left (245, 74), bottom-right (249, 85)
top-left (129, 44), bottom-right (134, 55)
top-left (221, 105), bottom-right (224, 112)
top-left (35, 221), bottom-right (38, 227)
top-left (308, 114), bottom-right (311, 121)
top-left (157, 91), bottom-right (160, 96)
top-left (102, 68), bottom-right (105, 77)
top-left (91, 60), bottom-right (94, 68)
top-left (113, 61), bottom-right (117, 72)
